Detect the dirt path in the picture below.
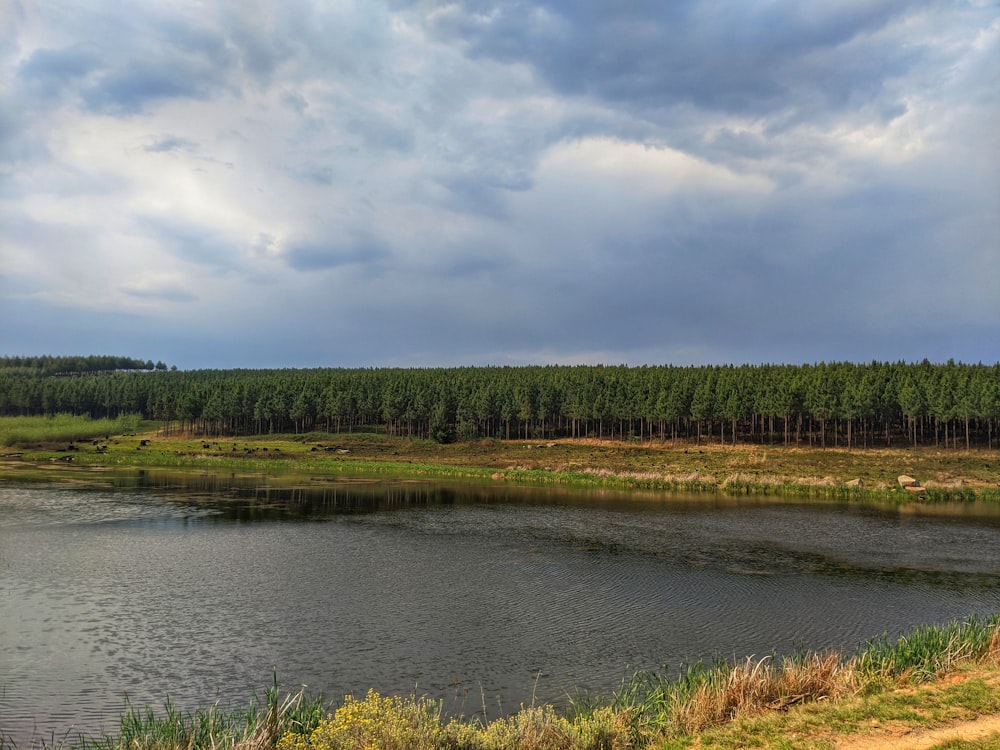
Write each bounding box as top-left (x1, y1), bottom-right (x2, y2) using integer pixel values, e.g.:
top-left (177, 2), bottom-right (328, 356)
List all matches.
top-left (835, 711), bottom-right (1000, 749)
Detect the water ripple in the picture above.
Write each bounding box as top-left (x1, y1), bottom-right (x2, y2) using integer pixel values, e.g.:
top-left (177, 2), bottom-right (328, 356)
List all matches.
top-left (2, 481), bottom-right (999, 745)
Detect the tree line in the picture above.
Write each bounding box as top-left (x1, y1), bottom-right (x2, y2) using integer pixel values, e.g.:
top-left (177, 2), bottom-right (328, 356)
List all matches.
top-left (0, 355), bottom-right (169, 375)
top-left (0, 360), bottom-right (998, 449)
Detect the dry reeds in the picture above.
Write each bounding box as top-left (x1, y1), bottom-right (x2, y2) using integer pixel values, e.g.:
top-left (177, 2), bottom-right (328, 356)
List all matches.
top-left (672, 652), bottom-right (854, 734)
top-left (604, 614), bottom-right (1000, 743)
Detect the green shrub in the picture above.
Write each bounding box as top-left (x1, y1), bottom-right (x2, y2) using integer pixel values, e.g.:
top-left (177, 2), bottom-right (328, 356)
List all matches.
top-left (276, 693), bottom-right (631, 750)
top-left (277, 690), bottom-right (443, 750)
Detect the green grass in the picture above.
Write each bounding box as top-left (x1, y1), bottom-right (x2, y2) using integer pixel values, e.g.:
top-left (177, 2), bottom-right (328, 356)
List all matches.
top-left (3, 418), bottom-right (1000, 501)
top-left (1, 677), bottom-right (325, 750)
top-left (0, 414), bottom-right (143, 447)
top-left (565, 613), bottom-right (1000, 746)
top-left (3, 422), bottom-right (1000, 503)
top-left (3, 417), bottom-right (1000, 518)
top-left (682, 672), bottom-right (1000, 749)
top-left (624, 618), bottom-right (1000, 747)
top-left (930, 739), bottom-right (1000, 749)
top-left (856, 616), bottom-right (1000, 689)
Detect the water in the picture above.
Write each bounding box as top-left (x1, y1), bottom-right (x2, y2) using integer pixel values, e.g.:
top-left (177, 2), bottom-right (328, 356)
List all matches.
top-left (2, 473), bottom-right (1000, 745)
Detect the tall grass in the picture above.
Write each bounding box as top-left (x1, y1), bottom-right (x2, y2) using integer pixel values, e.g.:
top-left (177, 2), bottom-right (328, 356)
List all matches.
top-left (0, 414), bottom-right (142, 447)
top-left (3, 678), bottom-right (327, 750)
top-left (855, 614), bottom-right (1000, 689)
top-left (582, 651), bottom-right (854, 740)
top-left (580, 613), bottom-right (1000, 742)
top-left (92, 689), bottom-right (324, 750)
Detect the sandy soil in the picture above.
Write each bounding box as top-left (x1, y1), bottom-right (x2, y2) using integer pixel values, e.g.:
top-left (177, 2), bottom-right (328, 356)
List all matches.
top-left (835, 712), bottom-right (1000, 748)
top-left (833, 670), bottom-right (1000, 749)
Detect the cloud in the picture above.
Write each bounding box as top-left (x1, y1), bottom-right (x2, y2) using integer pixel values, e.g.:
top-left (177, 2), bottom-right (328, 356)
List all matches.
top-left (536, 137), bottom-right (775, 197)
top-left (120, 273), bottom-right (199, 303)
top-left (1, 0), bottom-right (996, 368)
top-left (143, 136), bottom-right (199, 154)
top-left (135, 217), bottom-right (245, 273)
top-left (284, 232), bottom-right (391, 272)
top-left (17, 45), bottom-right (102, 96)
top-left (81, 60), bottom-right (229, 115)
top-left (426, 1), bottom-right (915, 117)
top-left (289, 163), bottom-right (337, 185)
top-left (345, 113), bottom-right (414, 153)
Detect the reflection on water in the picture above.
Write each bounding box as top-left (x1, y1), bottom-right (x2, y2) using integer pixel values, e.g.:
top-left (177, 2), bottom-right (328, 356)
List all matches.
top-left (1, 470), bottom-right (999, 746)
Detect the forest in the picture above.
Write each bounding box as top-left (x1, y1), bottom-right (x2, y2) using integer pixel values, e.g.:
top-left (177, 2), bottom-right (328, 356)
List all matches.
top-left (0, 355), bottom-right (167, 375)
top-left (0, 358), bottom-right (998, 449)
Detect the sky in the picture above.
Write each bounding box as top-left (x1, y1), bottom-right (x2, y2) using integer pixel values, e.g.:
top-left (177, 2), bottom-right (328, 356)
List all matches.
top-left (1, 0), bottom-right (998, 370)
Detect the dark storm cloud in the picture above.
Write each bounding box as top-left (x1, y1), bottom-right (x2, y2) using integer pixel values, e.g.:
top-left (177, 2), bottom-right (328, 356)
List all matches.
top-left (16, 7), bottom-right (237, 115)
top-left (17, 45), bottom-right (101, 95)
top-left (284, 234), bottom-right (391, 272)
top-left (80, 53), bottom-right (235, 115)
top-left (428, 0), bottom-right (916, 120)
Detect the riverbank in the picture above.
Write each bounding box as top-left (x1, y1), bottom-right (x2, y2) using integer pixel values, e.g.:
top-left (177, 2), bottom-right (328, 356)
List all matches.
top-left (3, 424), bottom-right (999, 502)
top-left (5, 616), bottom-right (999, 750)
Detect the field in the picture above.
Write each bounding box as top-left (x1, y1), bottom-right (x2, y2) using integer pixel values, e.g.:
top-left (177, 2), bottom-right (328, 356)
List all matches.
top-left (0, 414), bottom-right (142, 447)
top-left (2, 415), bottom-right (998, 502)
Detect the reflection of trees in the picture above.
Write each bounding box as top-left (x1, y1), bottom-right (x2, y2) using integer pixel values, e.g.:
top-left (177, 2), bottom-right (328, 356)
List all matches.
top-left (687, 541), bottom-right (1000, 593)
top-left (93, 470), bottom-right (672, 522)
top-left (109, 472), bottom-right (449, 520)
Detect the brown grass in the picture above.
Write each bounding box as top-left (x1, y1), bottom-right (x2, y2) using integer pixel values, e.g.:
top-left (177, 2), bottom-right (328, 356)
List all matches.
top-left (674, 653), bottom-right (857, 735)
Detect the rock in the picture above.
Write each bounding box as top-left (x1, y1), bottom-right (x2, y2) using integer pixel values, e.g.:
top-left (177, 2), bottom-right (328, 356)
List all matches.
top-left (846, 478), bottom-right (864, 488)
top-left (898, 475), bottom-right (920, 488)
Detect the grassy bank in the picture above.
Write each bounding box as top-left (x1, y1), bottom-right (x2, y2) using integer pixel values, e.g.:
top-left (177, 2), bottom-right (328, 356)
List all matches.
top-left (2, 418), bottom-right (998, 503)
top-left (0, 414), bottom-right (143, 448)
top-left (5, 615), bottom-right (999, 750)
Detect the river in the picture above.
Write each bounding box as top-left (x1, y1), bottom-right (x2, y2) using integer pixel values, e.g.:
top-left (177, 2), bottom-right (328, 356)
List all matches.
top-left (2, 472), bottom-right (999, 745)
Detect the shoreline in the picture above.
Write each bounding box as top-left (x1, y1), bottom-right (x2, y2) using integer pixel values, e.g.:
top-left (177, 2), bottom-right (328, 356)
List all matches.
top-left (4, 618), bottom-right (999, 750)
top-left (2, 428), bottom-right (999, 503)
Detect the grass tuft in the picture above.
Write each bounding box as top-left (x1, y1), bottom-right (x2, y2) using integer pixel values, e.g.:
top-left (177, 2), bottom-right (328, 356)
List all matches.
top-left (855, 614), bottom-right (1000, 690)
top-left (57, 677), bottom-right (326, 750)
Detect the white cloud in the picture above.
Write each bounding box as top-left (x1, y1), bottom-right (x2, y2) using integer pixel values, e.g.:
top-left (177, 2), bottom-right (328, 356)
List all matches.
top-left (120, 272), bottom-right (198, 303)
top-left (539, 137), bottom-right (775, 195)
